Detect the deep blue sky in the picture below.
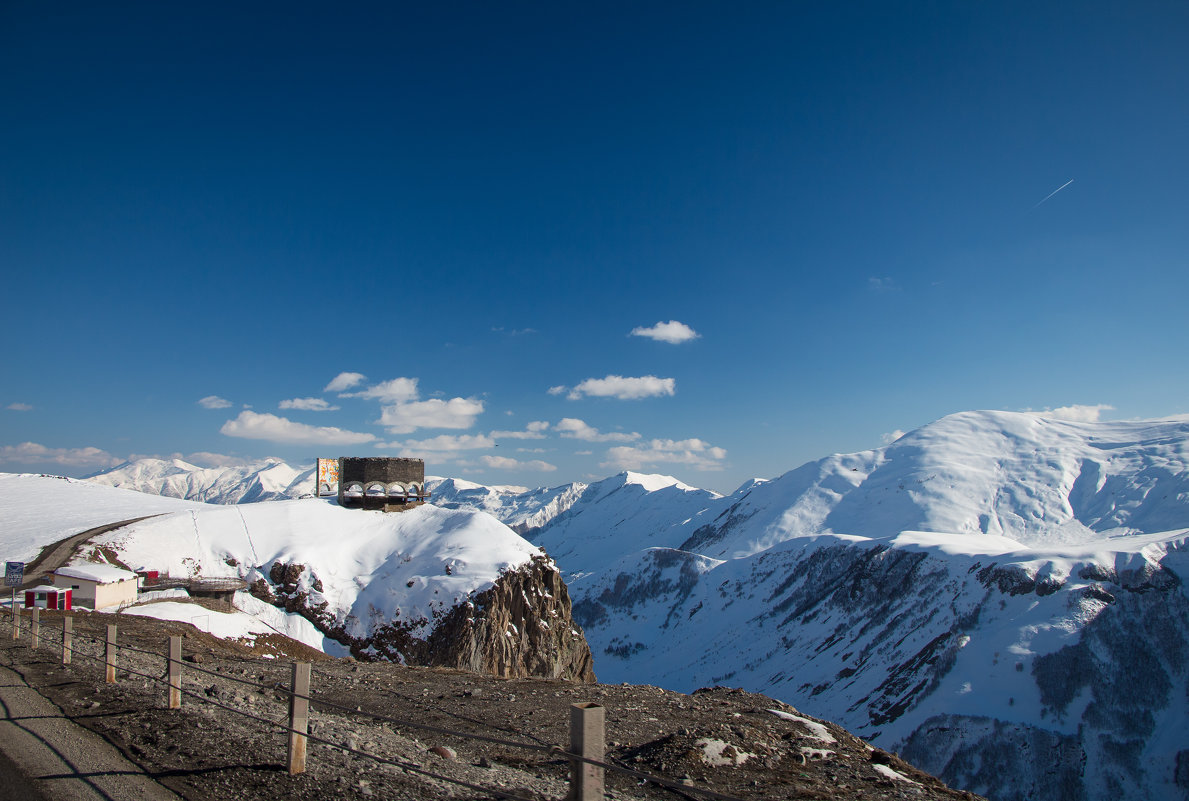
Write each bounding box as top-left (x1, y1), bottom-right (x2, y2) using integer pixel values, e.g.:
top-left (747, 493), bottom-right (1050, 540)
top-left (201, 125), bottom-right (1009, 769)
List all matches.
top-left (2, 2), bottom-right (1186, 492)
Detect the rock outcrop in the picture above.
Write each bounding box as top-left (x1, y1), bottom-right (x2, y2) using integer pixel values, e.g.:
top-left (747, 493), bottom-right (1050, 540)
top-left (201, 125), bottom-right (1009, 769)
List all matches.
top-left (253, 555), bottom-right (595, 682)
top-left (426, 555), bottom-right (596, 681)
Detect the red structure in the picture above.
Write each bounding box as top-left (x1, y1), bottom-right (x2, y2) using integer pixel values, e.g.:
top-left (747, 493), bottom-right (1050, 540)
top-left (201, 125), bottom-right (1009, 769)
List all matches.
top-left (24, 585), bottom-right (72, 610)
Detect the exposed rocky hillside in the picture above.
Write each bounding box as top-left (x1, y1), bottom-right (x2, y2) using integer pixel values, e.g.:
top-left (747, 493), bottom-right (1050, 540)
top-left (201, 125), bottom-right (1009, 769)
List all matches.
top-left (251, 554), bottom-right (595, 681)
top-left (1, 609), bottom-right (983, 801)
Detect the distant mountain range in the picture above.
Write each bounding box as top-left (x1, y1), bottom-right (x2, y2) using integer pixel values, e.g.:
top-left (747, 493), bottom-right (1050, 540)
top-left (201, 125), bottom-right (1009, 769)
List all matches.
top-left (82, 410), bottom-right (1189, 801)
top-left (85, 457), bottom-right (315, 503)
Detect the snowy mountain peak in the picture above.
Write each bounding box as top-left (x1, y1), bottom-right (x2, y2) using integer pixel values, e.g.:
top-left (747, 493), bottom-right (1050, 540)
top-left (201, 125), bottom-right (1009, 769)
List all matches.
top-left (613, 468), bottom-right (703, 492)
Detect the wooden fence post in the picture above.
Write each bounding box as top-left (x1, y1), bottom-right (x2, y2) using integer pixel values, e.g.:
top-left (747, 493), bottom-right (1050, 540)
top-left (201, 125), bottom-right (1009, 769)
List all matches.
top-left (62, 616), bottom-right (72, 665)
top-left (105, 624), bottom-right (117, 684)
top-left (168, 636), bottom-right (182, 709)
top-left (287, 661), bottom-right (311, 774)
top-left (30, 607), bottom-right (39, 649)
top-left (568, 702), bottom-right (605, 801)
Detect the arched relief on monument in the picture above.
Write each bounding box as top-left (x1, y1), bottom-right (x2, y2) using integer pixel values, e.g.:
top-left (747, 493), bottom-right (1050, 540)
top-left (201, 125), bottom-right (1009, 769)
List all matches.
top-left (336, 457), bottom-right (430, 512)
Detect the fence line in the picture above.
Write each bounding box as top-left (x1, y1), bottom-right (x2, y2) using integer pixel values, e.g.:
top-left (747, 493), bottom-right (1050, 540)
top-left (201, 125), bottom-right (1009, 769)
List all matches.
top-left (1, 610), bottom-right (749, 801)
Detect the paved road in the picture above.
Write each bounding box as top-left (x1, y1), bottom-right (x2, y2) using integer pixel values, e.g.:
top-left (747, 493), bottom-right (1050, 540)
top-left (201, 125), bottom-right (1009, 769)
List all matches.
top-left (0, 744), bottom-right (50, 801)
top-left (0, 646), bottom-right (180, 801)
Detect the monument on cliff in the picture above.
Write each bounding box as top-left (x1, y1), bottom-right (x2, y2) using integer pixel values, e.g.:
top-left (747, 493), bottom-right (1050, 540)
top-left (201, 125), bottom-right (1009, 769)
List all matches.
top-left (317, 457), bottom-right (431, 511)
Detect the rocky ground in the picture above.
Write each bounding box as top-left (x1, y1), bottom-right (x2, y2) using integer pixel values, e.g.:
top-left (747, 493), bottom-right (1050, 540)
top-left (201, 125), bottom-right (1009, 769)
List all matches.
top-left (0, 606), bottom-right (982, 801)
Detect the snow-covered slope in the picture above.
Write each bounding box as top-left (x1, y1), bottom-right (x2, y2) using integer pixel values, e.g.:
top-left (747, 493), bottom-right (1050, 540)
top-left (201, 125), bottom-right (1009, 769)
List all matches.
top-left (550, 411), bottom-right (1189, 801)
top-left (87, 499), bottom-right (538, 641)
top-left (86, 458), bottom-right (314, 503)
top-left (679, 411), bottom-right (1189, 559)
top-left (0, 473), bottom-right (593, 679)
top-left (425, 476), bottom-right (588, 534)
top-left (0, 473), bottom-right (206, 561)
top-left (525, 472), bottom-right (723, 575)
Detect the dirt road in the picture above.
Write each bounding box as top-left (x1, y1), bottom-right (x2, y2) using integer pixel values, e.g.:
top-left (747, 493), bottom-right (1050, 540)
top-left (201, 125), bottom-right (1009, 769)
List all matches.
top-left (17, 517), bottom-right (161, 589)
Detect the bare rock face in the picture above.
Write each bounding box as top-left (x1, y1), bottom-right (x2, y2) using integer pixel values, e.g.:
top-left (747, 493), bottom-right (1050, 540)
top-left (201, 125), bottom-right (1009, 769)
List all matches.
top-left (254, 555), bottom-right (595, 683)
top-left (426, 555), bottom-right (596, 682)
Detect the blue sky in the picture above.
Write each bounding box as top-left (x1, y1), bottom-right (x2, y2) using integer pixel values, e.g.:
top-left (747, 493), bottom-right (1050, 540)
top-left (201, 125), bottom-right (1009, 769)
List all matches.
top-left (2, 1), bottom-right (1187, 493)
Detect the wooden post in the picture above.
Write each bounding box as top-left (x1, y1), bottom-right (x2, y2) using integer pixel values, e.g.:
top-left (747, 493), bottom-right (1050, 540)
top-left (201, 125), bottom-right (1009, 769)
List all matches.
top-left (287, 661), bottom-right (311, 774)
top-left (30, 607), bottom-right (39, 649)
top-left (568, 702), bottom-right (605, 801)
top-left (168, 636), bottom-right (182, 709)
top-left (11, 602), bottom-right (19, 640)
top-left (105, 624), bottom-right (117, 684)
top-left (62, 616), bottom-right (73, 665)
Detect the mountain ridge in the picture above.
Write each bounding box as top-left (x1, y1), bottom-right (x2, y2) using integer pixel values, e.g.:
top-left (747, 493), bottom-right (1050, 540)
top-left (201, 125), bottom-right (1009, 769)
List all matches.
top-left (74, 409), bottom-right (1189, 800)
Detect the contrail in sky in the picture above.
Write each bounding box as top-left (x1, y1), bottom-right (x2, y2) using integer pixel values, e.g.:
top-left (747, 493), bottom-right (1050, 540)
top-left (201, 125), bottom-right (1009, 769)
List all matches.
top-left (1031, 178), bottom-right (1074, 209)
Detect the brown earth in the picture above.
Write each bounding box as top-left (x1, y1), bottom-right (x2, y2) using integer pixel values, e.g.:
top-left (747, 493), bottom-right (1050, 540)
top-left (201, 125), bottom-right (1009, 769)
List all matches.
top-left (0, 606), bottom-right (982, 801)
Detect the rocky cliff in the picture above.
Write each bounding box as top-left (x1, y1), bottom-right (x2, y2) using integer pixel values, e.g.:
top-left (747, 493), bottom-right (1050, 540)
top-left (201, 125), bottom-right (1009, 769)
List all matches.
top-left (253, 554), bottom-right (595, 682)
top-left (426, 555), bottom-right (596, 681)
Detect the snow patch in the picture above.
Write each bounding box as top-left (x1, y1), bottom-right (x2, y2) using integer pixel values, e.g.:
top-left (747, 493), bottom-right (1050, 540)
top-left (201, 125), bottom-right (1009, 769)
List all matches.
top-left (872, 763), bottom-right (920, 785)
top-left (694, 738), bottom-right (755, 766)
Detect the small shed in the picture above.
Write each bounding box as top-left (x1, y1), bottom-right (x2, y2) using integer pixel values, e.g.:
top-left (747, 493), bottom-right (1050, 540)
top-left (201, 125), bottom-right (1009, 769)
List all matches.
top-left (24, 584), bottom-right (72, 611)
top-left (52, 564), bottom-right (139, 610)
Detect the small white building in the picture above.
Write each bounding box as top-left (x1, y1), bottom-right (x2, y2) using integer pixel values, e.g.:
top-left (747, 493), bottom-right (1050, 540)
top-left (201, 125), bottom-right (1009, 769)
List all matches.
top-left (52, 564), bottom-right (139, 610)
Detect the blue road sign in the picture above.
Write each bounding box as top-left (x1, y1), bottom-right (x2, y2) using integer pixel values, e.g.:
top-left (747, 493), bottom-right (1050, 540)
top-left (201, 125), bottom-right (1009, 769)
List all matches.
top-left (4, 562), bottom-right (24, 587)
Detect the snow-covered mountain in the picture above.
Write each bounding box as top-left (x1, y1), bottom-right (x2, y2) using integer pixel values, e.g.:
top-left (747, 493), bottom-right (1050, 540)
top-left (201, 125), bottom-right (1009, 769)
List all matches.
top-left (0, 473), bottom-right (594, 680)
top-left (86, 458), bottom-right (314, 503)
top-left (66, 410), bottom-right (1189, 800)
top-left (82, 462), bottom-right (589, 534)
top-left (424, 476), bottom-right (588, 534)
top-left (544, 411), bottom-right (1189, 801)
top-left (675, 411), bottom-right (1189, 559)
top-left (526, 471), bottom-right (723, 575)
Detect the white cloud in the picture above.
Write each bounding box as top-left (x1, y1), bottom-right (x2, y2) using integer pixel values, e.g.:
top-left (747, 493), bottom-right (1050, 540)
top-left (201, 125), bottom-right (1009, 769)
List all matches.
top-left (279, 397), bottom-right (340, 412)
top-left (198, 395), bottom-right (233, 410)
top-left (602, 438), bottom-right (727, 471)
top-left (324, 372), bottom-right (367, 393)
top-left (348, 377), bottom-right (419, 403)
top-left (0, 442), bottom-right (123, 468)
top-left (554, 418), bottom-right (640, 443)
top-left (1025, 404), bottom-right (1115, 423)
top-left (220, 411), bottom-right (376, 446)
top-left (574, 450), bottom-right (593, 456)
top-left (630, 320), bottom-right (700, 344)
top-left (383, 434), bottom-right (495, 452)
top-left (881, 430), bottom-right (906, 444)
top-left (868, 276), bottom-right (898, 293)
top-left (481, 455), bottom-right (557, 472)
top-left (547, 385), bottom-right (567, 396)
top-left (5, 403), bottom-right (33, 411)
top-left (342, 377), bottom-right (484, 434)
top-left (379, 397), bottom-right (485, 434)
top-left (568, 375), bottom-right (676, 401)
top-left (491, 421), bottom-right (550, 440)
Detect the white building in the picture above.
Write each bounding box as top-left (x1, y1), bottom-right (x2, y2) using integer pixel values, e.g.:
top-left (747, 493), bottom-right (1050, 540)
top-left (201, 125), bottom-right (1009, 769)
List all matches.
top-left (52, 564), bottom-right (138, 610)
